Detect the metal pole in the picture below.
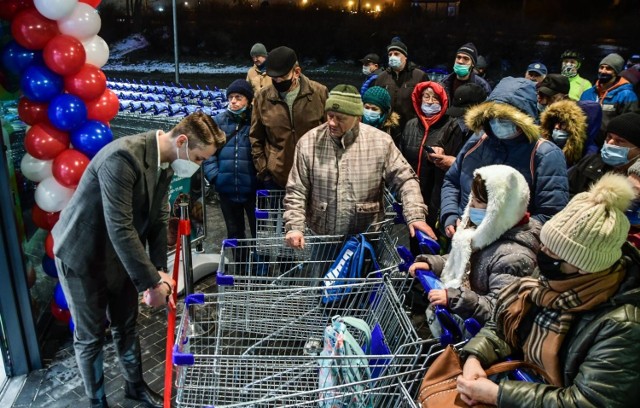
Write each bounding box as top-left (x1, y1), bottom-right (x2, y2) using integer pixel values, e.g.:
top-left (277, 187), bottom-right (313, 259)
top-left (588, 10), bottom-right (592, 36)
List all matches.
top-left (172, 0), bottom-right (180, 84)
top-left (178, 202), bottom-right (193, 296)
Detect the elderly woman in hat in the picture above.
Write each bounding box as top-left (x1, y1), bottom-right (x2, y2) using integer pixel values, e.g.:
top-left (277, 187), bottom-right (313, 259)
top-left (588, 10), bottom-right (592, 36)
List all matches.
top-left (455, 173), bottom-right (640, 407)
top-left (361, 86), bottom-right (401, 145)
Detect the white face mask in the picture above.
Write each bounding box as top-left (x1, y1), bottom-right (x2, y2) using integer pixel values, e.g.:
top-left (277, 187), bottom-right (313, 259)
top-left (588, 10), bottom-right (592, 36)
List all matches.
top-left (171, 139), bottom-right (200, 178)
top-left (362, 65), bottom-right (371, 76)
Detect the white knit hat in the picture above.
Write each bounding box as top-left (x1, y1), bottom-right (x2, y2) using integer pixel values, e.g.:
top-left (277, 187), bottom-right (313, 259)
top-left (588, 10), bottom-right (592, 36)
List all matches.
top-left (540, 173), bottom-right (633, 273)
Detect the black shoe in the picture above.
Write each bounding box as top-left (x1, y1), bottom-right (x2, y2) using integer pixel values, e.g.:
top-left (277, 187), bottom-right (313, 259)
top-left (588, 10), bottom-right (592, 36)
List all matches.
top-left (89, 396), bottom-right (109, 408)
top-left (124, 381), bottom-right (163, 408)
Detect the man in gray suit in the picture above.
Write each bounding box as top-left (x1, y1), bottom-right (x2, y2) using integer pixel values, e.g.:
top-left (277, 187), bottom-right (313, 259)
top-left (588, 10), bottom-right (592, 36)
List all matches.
top-left (52, 112), bottom-right (225, 408)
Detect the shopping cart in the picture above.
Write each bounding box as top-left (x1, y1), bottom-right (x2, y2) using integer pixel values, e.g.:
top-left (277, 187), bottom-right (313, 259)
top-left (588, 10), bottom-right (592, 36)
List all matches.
top-left (215, 227), bottom-right (406, 291)
top-left (254, 188), bottom-right (401, 240)
top-left (172, 279), bottom-right (425, 407)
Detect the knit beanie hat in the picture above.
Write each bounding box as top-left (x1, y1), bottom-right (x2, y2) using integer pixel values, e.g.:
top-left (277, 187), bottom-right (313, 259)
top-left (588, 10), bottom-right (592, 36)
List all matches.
top-left (457, 42), bottom-right (478, 66)
top-left (362, 86), bottom-right (391, 113)
top-left (226, 79), bottom-right (254, 103)
top-left (250, 43), bottom-right (268, 57)
top-left (325, 84), bottom-right (364, 116)
top-left (600, 53), bottom-right (625, 74)
top-left (387, 40), bottom-right (408, 57)
top-left (540, 173), bottom-right (633, 273)
top-left (606, 112), bottom-right (640, 147)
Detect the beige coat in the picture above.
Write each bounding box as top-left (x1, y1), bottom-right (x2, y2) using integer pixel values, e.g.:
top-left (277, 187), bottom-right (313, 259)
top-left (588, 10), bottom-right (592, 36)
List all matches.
top-left (284, 122), bottom-right (428, 235)
top-left (246, 65), bottom-right (272, 94)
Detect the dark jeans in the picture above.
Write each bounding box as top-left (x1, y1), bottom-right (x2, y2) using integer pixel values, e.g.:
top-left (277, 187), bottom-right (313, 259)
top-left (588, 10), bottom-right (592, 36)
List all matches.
top-left (55, 257), bottom-right (143, 400)
top-left (219, 195), bottom-right (257, 239)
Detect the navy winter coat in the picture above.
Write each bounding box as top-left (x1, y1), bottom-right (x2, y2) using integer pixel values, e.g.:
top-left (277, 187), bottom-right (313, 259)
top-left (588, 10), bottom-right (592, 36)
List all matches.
top-left (440, 77), bottom-right (569, 229)
top-left (203, 109), bottom-right (257, 203)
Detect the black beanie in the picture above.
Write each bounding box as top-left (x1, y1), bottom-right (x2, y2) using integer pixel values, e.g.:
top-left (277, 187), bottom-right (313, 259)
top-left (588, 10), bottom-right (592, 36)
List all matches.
top-left (226, 79), bottom-right (254, 103)
top-left (457, 42), bottom-right (478, 66)
top-left (607, 112), bottom-right (640, 147)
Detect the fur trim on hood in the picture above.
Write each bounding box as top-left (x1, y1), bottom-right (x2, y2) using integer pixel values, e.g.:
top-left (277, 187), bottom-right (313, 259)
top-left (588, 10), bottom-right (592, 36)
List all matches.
top-left (440, 164), bottom-right (530, 288)
top-left (464, 100), bottom-right (540, 143)
top-left (539, 100), bottom-right (587, 166)
top-left (383, 111), bottom-right (400, 130)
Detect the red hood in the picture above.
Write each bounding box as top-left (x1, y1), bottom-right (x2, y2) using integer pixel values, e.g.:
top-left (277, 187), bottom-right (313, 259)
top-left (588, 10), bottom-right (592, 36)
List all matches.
top-left (411, 81), bottom-right (449, 130)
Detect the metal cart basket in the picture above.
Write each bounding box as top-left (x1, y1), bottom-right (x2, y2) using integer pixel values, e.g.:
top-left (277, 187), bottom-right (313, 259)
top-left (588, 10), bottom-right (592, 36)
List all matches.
top-left (172, 279), bottom-right (424, 407)
top-left (254, 188), bottom-right (402, 240)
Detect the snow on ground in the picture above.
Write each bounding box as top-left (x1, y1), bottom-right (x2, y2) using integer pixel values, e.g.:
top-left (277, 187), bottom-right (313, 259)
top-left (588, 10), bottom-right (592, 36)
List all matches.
top-left (104, 59), bottom-right (249, 74)
top-left (103, 34), bottom-right (354, 76)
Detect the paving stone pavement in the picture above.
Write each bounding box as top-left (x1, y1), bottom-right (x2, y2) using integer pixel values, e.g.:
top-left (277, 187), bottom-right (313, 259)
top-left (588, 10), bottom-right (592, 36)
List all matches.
top-left (11, 197), bottom-right (414, 407)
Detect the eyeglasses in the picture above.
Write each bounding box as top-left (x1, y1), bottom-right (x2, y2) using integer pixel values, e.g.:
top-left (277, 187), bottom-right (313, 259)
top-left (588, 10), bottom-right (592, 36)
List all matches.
top-left (422, 94), bottom-right (440, 103)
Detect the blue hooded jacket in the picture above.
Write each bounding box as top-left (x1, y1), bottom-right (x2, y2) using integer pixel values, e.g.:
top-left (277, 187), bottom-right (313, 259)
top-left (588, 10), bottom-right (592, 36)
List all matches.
top-left (440, 77), bottom-right (569, 229)
top-left (203, 108), bottom-right (257, 202)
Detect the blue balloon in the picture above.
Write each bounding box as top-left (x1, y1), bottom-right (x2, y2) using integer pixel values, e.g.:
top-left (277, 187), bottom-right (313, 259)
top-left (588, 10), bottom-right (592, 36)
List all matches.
top-left (42, 254), bottom-right (58, 278)
top-left (21, 64), bottom-right (63, 102)
top-left (70, 120), bottom-right (114, 158)
top-left (48, 94), bottom-right (88, 132)
top-left (1, 41), bottom-right (43, 75)
top-left (54, 282), bottom-right (69, 311)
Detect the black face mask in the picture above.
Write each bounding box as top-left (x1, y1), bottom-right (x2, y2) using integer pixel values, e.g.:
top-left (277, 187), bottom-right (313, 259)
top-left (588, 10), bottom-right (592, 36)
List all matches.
top-left (536, 251), bottom-right (580, 281)
top-left (257, 61), bottom-right (267, 71)
top-left (273, 78), bottom-right (293, 93)
top-left (598, 73), bottom-right (614, 84)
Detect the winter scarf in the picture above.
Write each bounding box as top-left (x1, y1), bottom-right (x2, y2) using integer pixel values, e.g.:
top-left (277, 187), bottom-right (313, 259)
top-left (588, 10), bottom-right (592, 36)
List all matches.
top-left (496, 264), bottom-right (626, 386)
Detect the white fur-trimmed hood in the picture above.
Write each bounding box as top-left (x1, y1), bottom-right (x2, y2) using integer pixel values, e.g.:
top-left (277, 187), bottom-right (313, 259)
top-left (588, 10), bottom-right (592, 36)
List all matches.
top-left (440, 164), bottom-right (531, 288)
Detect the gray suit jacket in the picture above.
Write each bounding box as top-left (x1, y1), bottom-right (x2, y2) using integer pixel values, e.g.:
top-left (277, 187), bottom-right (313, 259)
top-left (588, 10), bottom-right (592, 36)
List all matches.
top-left (52, 131), bottom-right (173, 292)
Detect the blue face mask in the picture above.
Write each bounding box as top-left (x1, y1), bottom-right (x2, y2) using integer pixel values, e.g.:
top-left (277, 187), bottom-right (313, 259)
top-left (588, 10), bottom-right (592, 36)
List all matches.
top-left (453, 63), bottom-right (471, 77)
top-left (421, 103), bottom-right (441, 116)
top-left (469, 207), bottom-right (486, 226)
top-left (489, 118), bottom-right (519, 139)
top-left (551, 129), bottom-right (569, 147)
top-left (227, 105), bottom-right (247, 115)
top-left (362, 108), bottom-right (382, 126)
top-left (627, 201), bottom-right (640, 226)
top-left (388, 56), bottom-right (402, 69)
top-left (601, 143), bottom-right (632, 167)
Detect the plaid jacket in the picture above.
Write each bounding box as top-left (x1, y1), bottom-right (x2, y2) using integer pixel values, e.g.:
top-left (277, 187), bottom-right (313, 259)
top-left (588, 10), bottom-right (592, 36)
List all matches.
top-left (284, 122), bottom-right (427, 235)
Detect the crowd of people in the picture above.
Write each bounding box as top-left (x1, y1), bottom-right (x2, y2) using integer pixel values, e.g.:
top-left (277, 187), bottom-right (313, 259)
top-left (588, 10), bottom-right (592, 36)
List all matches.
top-left (52, 38), bottom-right (640, 407)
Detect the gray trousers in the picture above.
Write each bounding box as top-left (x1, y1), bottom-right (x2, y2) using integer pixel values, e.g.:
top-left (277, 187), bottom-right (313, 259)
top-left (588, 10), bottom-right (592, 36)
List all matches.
top-left (55, 258), bottom-right (143, 400)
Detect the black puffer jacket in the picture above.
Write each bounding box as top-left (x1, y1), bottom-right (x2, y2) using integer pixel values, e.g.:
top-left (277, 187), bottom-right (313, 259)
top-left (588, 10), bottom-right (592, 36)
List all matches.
top-left (462, 243), bottom-right (640, 408)
top-left (374, 61), bottom-right (429, 129)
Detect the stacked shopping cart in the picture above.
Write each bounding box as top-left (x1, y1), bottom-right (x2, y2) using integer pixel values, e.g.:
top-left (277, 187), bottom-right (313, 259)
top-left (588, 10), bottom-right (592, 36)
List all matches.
top-left (170, 189), bottom-right (432, 407)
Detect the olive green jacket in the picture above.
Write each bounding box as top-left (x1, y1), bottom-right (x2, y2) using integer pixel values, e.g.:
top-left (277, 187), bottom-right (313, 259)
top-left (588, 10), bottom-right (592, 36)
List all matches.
top-left (462, 243), bottom-right (640, 408)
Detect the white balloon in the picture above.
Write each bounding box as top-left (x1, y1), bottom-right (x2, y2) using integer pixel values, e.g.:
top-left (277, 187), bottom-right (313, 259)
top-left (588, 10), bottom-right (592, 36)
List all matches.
top-left (21, 153), bottom-right (53, 182)
top-left (34, 0), bottom-right (78, 21)
top-left (35, 177), bottom-right (75, 212)
top-left (82, 35), bottom-right (109, 68)
top-left (57, 3), bottom-right (101, 41)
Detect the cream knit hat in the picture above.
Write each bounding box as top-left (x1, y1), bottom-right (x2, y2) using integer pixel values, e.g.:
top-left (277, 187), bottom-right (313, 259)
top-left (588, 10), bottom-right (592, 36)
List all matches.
top-left (540, 173), bottom-right (634, 273)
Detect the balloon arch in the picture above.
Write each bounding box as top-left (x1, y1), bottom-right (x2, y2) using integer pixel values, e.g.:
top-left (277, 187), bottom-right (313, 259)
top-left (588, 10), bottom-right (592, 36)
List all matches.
top-left (1, 0), bottom-right (117, 327)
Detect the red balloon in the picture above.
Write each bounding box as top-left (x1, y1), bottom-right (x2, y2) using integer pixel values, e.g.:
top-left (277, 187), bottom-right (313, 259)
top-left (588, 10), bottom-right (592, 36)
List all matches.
top-left (51, 300), bottom-right (71, 323)
top-left (11, 7), bottom-right (58, 50)
top-left (63, 64), bottom-right (106, 101)
top-left (31, 203), bottom-right (60, 230)
top-left (52, 149), bottom-right (90, 188)
top-left (24, 122), bottom-right (70, 160)
top-left (79, 0), bottom-right (101, 7)
top-left (45, 231), bottom-right (54, 259)
top-left (0, 0), bottom-right (33, 21)
top-left (43, 34), bottom-right (86, 76)
top-left (85, 88), bottom-right (119, 123)
top-left (18, 97), bottom-right (49, 125)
